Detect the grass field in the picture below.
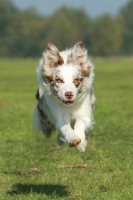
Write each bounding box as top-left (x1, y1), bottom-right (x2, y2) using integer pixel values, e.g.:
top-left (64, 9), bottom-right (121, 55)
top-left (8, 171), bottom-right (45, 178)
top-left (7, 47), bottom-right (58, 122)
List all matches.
top-left (0, 58), bottom-right (133, 200)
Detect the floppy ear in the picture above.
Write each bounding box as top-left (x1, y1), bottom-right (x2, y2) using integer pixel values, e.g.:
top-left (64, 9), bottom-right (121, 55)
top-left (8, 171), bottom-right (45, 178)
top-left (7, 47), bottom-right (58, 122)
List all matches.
top-left (43, 43), bottom-right (64, 68)
top-left (68, 42), bottom-right (90, 75)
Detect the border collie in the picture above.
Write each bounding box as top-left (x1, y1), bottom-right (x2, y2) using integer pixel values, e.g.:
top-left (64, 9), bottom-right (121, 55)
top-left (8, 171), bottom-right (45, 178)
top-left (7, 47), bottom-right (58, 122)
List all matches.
top-left (33, 42), bottom-right (95, 152)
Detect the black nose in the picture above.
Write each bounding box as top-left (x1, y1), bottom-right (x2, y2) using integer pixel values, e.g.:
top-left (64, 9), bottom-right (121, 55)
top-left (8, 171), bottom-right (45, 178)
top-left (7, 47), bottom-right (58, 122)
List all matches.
top-left (65, 91), bottom-right (74, 99)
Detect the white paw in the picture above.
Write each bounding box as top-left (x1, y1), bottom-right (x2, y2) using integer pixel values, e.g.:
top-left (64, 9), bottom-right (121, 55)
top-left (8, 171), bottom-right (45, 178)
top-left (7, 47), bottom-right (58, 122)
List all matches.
top-left (69, 134), bottom-right (81, 147)
top-left (70, 139), bottom-right (81, 147)
top-left (76, 139), bottom-right (87, 152)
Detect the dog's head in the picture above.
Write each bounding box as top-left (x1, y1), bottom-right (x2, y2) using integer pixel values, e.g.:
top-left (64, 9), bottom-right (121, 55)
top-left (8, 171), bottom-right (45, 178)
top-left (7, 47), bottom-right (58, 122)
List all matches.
top-left (42, 42), bottom-right (93, 105)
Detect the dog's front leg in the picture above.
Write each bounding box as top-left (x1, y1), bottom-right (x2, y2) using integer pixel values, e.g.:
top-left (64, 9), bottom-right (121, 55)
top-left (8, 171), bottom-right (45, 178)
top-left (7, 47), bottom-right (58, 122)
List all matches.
top-left (74, 118), bottom-right (92, 152)
top-left (56, 118), bottom-right (81, 147)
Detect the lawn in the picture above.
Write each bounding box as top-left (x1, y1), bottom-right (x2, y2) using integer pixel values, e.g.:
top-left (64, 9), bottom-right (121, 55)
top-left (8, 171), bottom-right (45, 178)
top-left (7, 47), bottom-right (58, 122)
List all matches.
top-left (0, 58), bottom-right (133, 200)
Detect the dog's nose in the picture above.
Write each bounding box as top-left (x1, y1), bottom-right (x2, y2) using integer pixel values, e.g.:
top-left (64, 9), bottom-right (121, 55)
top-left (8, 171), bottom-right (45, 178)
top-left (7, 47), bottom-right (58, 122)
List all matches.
top-left (65, 91), bottom-right (74, 99)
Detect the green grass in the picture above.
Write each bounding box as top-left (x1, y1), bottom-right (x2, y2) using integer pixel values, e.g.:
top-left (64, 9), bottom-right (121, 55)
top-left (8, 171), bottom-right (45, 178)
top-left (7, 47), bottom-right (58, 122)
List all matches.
top-left (0, 58), bottom-right (133, 200)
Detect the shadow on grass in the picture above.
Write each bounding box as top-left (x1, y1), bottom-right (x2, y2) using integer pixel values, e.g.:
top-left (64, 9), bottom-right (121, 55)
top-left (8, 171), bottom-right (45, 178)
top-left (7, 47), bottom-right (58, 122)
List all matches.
top-left (8, 183), bottom-right (69, 197)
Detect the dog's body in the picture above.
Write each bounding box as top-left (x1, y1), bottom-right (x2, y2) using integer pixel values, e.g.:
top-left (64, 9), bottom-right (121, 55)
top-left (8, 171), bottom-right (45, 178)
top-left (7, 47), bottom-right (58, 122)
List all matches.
top-left (33, 42), bottom-right (95, 152)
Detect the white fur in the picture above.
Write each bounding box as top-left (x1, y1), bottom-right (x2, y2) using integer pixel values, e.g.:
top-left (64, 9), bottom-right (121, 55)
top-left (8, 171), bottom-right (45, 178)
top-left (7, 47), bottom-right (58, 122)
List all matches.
top-left (33, 42), bottom-right (95, 152)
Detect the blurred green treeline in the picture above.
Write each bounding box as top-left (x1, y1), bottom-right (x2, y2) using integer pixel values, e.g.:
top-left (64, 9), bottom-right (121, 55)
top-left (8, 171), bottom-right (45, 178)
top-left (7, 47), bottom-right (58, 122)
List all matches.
top-left (0, 0), bottom-right (133, 57)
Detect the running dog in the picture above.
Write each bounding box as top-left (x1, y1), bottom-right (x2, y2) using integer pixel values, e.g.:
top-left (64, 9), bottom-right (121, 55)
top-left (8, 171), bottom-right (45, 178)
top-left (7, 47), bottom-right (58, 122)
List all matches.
top-left (33, 42), bottom-right (95, 152)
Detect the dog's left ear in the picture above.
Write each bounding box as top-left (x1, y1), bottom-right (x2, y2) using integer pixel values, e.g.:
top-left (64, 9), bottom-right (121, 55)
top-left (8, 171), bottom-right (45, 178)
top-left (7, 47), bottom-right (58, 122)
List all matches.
top-left (68, 42), bottom-right (90, 75)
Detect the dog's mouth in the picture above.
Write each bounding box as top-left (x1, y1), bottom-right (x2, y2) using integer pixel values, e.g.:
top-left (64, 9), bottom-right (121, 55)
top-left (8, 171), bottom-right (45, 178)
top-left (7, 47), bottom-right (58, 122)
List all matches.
top-left (58, 97), bottom-right (74, 105)
top-left (63, 101), bottom-right (74, 105)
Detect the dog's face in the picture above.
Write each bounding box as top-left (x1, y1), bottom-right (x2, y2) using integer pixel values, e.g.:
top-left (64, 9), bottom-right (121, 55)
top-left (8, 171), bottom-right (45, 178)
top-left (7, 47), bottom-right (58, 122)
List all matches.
top-left (52, 65), bottom-right (84, 105)
top-left (42, 42), bottom-right (90, 105)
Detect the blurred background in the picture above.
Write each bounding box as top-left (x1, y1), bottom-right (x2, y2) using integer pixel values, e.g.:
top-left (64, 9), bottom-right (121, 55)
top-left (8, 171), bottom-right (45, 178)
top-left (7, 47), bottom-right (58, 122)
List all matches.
top-left (0, 0), bottom-right (133, 57)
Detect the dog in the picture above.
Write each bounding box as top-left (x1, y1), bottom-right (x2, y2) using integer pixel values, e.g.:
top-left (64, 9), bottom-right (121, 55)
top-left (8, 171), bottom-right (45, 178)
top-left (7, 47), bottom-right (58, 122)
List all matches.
top-left (33, 42), bottom-right (95, 152)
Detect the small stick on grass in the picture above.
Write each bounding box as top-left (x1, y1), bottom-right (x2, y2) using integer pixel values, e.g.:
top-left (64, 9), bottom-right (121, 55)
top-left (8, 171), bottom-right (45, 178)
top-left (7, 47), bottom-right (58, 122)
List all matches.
top-left (29, 164), bottom-right (87, 171)
top-left (30, 166), bottom-right (45, 171)
top-left (57, 164), bottom-right (87, 168)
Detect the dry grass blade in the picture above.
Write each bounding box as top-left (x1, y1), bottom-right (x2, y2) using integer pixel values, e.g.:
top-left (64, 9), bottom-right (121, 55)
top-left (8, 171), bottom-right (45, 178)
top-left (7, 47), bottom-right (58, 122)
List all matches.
top-left (29, 164), bottom-right (87, 170)
top-left (57, 164), bottom-right (87, 168)
top-left (29, 166), bottom-right (46, 171)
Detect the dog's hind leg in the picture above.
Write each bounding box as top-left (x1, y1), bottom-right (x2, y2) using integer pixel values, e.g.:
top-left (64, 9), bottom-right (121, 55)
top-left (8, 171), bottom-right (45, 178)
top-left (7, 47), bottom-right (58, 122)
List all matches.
top-left (34, 88), bottom-right (55, 138)
top-left (57, 134), bottom-right (64, 145)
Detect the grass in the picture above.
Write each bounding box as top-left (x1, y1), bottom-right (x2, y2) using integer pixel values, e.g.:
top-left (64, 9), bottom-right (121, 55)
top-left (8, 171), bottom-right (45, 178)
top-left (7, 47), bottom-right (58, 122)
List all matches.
top-left (0, 58), bottom-right (133, 200)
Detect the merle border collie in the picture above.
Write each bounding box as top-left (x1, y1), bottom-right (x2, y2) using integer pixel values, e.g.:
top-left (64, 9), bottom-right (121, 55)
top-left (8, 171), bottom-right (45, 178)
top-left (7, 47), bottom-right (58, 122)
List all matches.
top-left (33, 42), bottom-right (95, 152)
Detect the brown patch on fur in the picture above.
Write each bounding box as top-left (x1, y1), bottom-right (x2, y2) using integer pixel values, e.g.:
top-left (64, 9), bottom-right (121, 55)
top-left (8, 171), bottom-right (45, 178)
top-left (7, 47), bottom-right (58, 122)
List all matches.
top-left (45, 75), bottom-right (53, 83)
top-left (44, 43), bottom-right (64, 68)
top-left (70, 139), bottom-right (81, 147)
top-left (52, 56), bottom-right (64, 67)
top-left (37, 106), bottom-right (53, 138)
top-left (35, 88), bottom-right (55, 138)
top-left (80, 67), bottom-right (90, 76)
top-left (35, 88), bottom-right (40, 100)
top-left (73, 78), bottom-right (82, 88)
top-left (37, 103), bottom-right (54, 138)
top-left (57, 55), bottom-right (64, 66)
top-left (42, 43), bottom-right (64, 82)
top-left (67, 42), bottom-right (90, 76)
top-left (46, 44), bottom-right (53, 51)
top-left (78, 42), bottom-right (84, 48)
top-left (37, 104), bottom-right (46, 120)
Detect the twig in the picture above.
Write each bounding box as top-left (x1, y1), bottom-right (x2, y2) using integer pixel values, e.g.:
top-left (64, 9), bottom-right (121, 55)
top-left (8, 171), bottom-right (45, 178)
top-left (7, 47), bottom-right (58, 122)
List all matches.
top-left (57, 164), bottom-right (87, 168)
top-left (29, 164), bottom-right (87, 171)
top-left (30, 166), bottom-right (45, 171)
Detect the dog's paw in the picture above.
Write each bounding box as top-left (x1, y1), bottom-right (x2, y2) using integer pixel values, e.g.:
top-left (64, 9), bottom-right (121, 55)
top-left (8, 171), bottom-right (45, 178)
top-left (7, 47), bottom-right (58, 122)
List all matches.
top-left (70, 139), bottom-right (81, 147)
top-left (76, 139), bottom-right (87, 152)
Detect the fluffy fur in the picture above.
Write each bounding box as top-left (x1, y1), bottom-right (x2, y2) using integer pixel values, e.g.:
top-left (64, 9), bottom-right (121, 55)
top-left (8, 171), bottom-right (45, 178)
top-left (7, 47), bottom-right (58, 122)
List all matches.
top-left (33, 42), bottom-right (95, 152)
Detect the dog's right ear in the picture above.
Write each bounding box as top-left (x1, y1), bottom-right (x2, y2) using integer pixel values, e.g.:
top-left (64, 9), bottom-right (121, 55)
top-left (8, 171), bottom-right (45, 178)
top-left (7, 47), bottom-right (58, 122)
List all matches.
top-left (43, 43), bottom-right (64, 68)
top-left (42, 43), bottom-right (64, 81)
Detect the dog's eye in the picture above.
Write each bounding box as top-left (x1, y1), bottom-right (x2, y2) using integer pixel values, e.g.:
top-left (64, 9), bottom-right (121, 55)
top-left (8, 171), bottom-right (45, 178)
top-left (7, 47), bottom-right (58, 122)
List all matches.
top-left (74, 78), bottom-right (82, 84)
top-left (55, 78), bottom-right (63, 83)
top-left (74, 79), bottom-right (79, 84)
top-left (73, 78), bottom-right (82, 87)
